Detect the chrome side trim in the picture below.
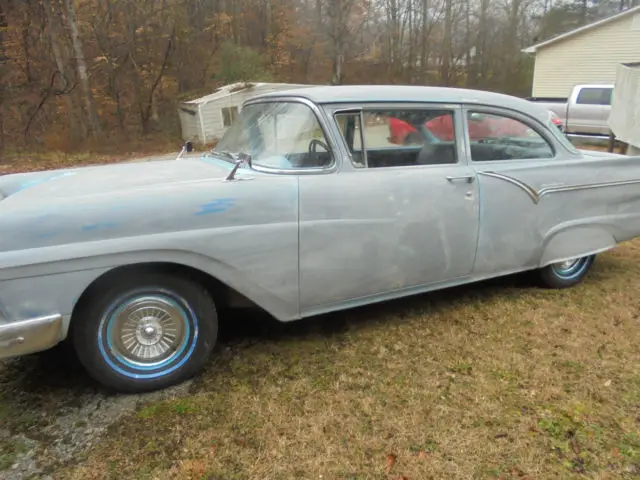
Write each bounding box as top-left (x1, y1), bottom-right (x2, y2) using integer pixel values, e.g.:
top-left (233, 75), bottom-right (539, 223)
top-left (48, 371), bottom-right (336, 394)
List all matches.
top-left (478, 171), bottom-right (640, 205)
top-left (0, 314), bottom-right (63, 359)
top-left (478, 171), bottom-right (540, 203)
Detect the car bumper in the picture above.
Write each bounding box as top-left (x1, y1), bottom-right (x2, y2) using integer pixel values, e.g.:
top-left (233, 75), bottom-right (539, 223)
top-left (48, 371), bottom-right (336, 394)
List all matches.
top-left (0, 314), bottom-right (63, 359)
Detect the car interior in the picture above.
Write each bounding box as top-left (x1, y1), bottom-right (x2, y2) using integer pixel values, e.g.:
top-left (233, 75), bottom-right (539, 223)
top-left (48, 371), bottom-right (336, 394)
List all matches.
top-left (337, 110), bottom-right (458, 168)
top-left (335, 110), bottom-right (554, 166)
top-left (469, 140), bottom-right (554, 161)
top-left (254, 109), bottom-right (554, 169)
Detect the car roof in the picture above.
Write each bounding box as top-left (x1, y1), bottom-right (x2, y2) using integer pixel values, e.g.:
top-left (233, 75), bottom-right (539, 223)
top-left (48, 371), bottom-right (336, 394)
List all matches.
top-left (248, 85), bottom-right (551, 122)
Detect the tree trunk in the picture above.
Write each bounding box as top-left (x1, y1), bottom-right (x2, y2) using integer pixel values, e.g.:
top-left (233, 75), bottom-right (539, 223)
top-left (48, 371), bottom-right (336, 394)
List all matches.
top-left (440, 0), bottom-right (453, 86)
top-left (328, 0), bottom-right (349, 85)
top-left (476, 0), bottom-right (489, 87)
top-left (420, 0), bottom-right (430, 82)
top-left (464, 0), bottom-right (472, 86)
top-left (42, 0), bottom-right (85, 145)
top-left (63, 0), bottom-right (101, 136)
top-left (0, 2), bottom-right (5, 160)
top-left (331, 52), bottom-right (343, 85)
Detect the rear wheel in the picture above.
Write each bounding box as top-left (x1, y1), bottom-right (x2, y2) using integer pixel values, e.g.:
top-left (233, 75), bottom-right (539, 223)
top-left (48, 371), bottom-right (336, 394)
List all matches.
top-left (537, 255), bottom-right (595, 289)
top-left (72, 272), bottom-right (217, 393)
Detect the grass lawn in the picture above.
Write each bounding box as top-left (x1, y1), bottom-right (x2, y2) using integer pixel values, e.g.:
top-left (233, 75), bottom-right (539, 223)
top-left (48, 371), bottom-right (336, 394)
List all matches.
top-left (54, 241), bottom-right (640, 480)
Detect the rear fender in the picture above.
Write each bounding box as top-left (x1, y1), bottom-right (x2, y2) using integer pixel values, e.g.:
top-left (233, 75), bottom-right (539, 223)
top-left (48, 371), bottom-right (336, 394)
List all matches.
top-left (539, 224), bottom-right (616, 267)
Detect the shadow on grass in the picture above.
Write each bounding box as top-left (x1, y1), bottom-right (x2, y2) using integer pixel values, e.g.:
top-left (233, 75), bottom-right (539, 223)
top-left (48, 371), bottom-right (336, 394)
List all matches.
top-left (1, 256), bottom-right (620, 397)
top-left (216, 270), bottom-right (536, 345)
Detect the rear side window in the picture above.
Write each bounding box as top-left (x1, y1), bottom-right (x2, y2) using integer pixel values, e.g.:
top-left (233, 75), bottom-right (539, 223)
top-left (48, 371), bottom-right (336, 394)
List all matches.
top-left (466, 111), bottom-right (554, 161)
top-left (576, 87), bottom-right (613, 106)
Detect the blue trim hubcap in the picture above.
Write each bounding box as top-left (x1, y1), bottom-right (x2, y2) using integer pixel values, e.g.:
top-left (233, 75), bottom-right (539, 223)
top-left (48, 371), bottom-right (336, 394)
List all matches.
top-left (551, 257), bottom-right (590, 280)
top-left (98, 292), bottom-right (199, 379)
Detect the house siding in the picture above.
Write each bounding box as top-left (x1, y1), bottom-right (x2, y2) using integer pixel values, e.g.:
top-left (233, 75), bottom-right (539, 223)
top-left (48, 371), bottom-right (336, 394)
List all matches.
top-left (195, 84), bottom-right (313, 143)
top-left (177, 106), bottom-right (200, 142)
top-left (531, 12), bottom-right (640, 97)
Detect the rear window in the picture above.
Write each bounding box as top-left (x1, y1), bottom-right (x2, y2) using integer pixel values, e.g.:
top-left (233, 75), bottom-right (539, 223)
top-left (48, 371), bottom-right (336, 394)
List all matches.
top-left (576, 87), bottom-right (613, 106)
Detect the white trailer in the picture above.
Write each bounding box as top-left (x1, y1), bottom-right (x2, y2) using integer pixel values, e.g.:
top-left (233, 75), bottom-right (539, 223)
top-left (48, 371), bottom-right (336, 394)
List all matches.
top-left (608, 62), bottom-right (640, 155)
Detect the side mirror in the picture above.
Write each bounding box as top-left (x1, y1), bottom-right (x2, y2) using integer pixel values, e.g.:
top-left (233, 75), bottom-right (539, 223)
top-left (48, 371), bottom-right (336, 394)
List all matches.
top-left (176, 140), bottom-right (194, 160)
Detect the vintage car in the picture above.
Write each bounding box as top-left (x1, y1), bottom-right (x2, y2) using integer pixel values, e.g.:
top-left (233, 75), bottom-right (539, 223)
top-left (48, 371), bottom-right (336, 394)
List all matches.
top-left (1, 85), bottom-right (640, 393)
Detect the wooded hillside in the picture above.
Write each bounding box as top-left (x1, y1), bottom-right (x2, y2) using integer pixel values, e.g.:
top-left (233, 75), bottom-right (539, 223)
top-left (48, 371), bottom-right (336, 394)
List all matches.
top-left (0, 0), bottom-right (637, 156)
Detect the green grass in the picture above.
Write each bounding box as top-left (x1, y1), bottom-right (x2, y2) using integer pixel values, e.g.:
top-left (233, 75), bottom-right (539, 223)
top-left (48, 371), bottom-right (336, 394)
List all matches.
top-left (52, 239), bottom-right (640, 480)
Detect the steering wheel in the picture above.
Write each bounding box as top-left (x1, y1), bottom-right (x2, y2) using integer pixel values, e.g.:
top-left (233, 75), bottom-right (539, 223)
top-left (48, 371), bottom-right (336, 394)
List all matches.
top-left (308, 138), bottom-right (330, 153)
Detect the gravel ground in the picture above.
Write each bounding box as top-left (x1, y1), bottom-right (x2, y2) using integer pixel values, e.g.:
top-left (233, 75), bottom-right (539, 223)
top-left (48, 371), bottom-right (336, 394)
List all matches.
top-left (0, 348), bottom-right (194, 480)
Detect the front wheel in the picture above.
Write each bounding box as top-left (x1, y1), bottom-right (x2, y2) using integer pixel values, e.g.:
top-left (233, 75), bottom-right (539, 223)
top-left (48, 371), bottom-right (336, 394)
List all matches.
top-left (72, 272), bottom-right (217, 393)
top-left (537, 255), bottom-right (595, 289)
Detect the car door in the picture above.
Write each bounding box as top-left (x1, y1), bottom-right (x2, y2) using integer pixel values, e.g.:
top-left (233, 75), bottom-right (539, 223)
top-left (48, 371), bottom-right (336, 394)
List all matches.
top-left (463, 106), bottom-right (601, 275)
top-left (298, 104), bottom-right (480, 316)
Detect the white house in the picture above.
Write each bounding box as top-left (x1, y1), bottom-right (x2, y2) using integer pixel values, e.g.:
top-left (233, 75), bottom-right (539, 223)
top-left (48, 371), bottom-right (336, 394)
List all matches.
top-left (523, 5), bottom-right (640, 97)
top-left (178, 82), bottom-right (313, 144)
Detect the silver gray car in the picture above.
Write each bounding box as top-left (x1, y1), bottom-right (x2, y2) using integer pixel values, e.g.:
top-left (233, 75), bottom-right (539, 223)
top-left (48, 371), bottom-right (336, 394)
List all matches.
top-left (2, 85), bottom-right (640, 393)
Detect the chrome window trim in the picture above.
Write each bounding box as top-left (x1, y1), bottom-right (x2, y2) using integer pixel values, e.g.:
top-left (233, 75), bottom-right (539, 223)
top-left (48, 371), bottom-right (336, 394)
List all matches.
top-left (332, 108), bottom-right (367, 168)
top-left (238, 96), bottom-right (340, 175)
top-left (327, 102), bottom-right (464, 169)
top-left (461, 105), bottom-right (565, 163)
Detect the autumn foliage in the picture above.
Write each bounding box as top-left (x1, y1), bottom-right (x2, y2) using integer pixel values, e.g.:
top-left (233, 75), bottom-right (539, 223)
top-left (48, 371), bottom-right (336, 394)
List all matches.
top-left (0, 0), bottom-right (633, 159)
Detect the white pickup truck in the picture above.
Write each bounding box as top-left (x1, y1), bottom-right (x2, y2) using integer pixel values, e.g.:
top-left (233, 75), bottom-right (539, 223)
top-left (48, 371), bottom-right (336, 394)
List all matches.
top-left (528, 84), bottom-right (613, 139)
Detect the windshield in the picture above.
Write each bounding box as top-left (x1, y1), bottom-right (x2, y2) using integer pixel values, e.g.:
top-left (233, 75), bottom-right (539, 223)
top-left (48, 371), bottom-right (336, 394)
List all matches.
top-left (213, 101), bottom-right (333, 170)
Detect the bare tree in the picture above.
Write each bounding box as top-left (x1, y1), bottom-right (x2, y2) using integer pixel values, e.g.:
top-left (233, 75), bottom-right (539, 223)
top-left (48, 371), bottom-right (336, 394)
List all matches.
top-left (42, 0), bottom-right (85, 144)
top-left (63, 0), bottom-right (101, 136)
top-left (440, 0), bottom-right (453, 85)
top-left (325, 0), bottom-right (365, 84)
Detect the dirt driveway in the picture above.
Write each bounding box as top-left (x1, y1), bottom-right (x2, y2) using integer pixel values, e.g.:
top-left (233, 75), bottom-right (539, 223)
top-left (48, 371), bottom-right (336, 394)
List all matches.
top-left (0, 350), bottom-right (194, 479)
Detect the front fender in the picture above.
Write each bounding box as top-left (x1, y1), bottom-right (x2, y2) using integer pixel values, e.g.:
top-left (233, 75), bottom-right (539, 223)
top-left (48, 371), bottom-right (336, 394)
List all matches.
top-left (0, 227), bottom-right (301, 337)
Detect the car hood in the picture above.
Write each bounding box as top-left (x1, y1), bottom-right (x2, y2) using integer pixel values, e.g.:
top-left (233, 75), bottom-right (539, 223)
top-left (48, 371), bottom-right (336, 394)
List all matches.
top-left (0, 155), bottom-right (240, 207)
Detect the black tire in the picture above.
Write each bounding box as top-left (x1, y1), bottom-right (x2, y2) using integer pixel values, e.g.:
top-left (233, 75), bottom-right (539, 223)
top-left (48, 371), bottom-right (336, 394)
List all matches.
top-left (537, 255), bottom-right (595, 289)
top-left (72, 271), bottom-right (217, 393)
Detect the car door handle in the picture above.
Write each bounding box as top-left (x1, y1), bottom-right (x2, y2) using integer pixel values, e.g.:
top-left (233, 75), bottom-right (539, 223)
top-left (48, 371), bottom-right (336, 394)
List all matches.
top-left (446, 175), bottom-right (475, 184)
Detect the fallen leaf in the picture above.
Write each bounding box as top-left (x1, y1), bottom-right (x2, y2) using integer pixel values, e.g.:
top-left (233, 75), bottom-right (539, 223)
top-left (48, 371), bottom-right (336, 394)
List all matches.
top-left (510, 466), bottom-right (526, 477)
top-left (570, 435), bottom-right (580, 454)
top-left (418, 450), bottom-right (428, 459)
top-left (233, 439), bottom-right (248, 448)
top-left (386, 453), bottom-right (397, 474)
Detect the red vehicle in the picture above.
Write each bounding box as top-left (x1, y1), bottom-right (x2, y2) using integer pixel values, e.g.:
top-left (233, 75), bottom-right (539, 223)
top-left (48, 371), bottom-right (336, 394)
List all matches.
top-left (388, 111), bottom-right (561, 145)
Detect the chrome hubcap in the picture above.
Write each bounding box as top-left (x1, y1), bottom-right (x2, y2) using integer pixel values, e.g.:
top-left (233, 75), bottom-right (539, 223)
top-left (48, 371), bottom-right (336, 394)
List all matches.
top-left (109, 296), bottom-right (186, 367)
top-left (556, 259), bottom-right (579, 271)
